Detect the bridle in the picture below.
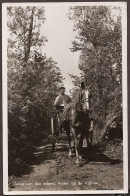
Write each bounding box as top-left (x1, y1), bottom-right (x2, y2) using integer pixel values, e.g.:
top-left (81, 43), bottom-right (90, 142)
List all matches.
top-left (75, 90), bottom-right (90, 112)
top-left (80, 90), bottom-right (89, 103)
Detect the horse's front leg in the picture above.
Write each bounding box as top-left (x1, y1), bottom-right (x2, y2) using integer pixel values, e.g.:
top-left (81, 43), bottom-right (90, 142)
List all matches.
top-left (66, 129), bottom-right (72, 156)
top-left (79, 134), bottom-right (84, 160)
top-left (71, 127), bottom-right (81, 166)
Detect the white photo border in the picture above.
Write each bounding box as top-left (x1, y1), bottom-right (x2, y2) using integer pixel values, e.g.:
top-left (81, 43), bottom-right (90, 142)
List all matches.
top-left (2, 1), bottom-right (128, 195)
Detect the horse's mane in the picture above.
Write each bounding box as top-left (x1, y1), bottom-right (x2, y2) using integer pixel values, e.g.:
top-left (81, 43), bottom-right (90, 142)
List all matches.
top-left (72, 89), bottom-right (82, 109)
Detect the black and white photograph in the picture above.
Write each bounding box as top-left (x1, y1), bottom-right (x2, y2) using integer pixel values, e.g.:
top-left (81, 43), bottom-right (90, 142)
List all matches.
top-left (2, 2), bottom-right (128, 195)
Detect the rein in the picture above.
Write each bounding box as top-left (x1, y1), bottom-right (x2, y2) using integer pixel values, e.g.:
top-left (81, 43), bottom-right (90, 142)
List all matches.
top-left (74, 107), bottom-right (84, 112)
top-left (74, 107), bottom-right (90, 115)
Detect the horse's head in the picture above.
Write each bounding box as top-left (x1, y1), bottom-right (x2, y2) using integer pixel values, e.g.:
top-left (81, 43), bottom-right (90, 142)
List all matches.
top-left (80, 81), bottom-right (90, 113)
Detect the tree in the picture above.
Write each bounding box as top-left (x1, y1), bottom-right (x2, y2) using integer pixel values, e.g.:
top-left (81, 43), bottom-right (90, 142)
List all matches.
top-left (69, 6), bottom-right (122, 139)
top-left (7, 6), bottom-right (63, 176)
top-left (7, 6), bottom-right (47, 62)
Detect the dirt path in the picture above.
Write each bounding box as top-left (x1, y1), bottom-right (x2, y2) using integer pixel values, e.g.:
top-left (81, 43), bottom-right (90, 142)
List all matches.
top-left (10, 133), bottom-right (123, 191)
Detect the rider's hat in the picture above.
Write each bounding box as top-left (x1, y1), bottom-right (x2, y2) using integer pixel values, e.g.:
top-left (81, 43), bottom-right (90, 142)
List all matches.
top-left (59, 86), bottom-right (65, 91)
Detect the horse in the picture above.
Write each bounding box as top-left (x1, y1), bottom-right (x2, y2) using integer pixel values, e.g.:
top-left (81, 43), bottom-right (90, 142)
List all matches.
top-left (62, 81), bottom-right (92, 166)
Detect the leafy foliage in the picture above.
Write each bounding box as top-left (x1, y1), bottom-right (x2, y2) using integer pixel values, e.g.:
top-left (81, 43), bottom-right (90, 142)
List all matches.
top-left (8, 6), bottom-right (63, 176)
top-left (69, 6), bottom-right (122, 135)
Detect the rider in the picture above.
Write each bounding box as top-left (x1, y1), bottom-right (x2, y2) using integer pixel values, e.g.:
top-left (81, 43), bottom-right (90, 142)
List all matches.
top-left (54, 86), bottom-right (71, 133)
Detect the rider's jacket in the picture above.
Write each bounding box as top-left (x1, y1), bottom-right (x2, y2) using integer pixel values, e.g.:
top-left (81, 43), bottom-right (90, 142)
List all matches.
top-left (54, 94), bottom-right (71, 108)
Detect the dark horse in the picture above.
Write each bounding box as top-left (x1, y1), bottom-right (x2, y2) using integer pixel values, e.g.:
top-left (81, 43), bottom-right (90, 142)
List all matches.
top-left (62, 81), bottom-right (92, 166)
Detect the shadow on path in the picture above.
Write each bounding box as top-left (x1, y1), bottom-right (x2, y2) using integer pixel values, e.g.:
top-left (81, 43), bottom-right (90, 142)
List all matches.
top-left (80, 145), bottom-right (122, 166)
top-left (14, 133), bottom-right (122, 177)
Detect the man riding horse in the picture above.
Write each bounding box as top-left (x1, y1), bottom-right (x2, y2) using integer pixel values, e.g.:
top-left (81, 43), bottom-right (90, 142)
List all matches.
top-left (54, 81), bottom-right (94, 166)
top-left (54, 83), bottom-right (93, 133)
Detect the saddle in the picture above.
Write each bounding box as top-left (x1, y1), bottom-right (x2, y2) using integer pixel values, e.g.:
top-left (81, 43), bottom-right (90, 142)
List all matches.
top-left (63, 103), bottom-right (72, 121)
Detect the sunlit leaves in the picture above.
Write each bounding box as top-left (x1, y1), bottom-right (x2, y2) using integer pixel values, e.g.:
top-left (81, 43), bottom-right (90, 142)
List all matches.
top-left (69, 6), bottom-right (122, 128)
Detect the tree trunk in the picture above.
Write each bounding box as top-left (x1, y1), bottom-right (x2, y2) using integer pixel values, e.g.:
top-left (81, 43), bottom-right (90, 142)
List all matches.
top-left (98, 115), bottom-right (118, 144)
top-left (24, 9), bottom-right (34, 62)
